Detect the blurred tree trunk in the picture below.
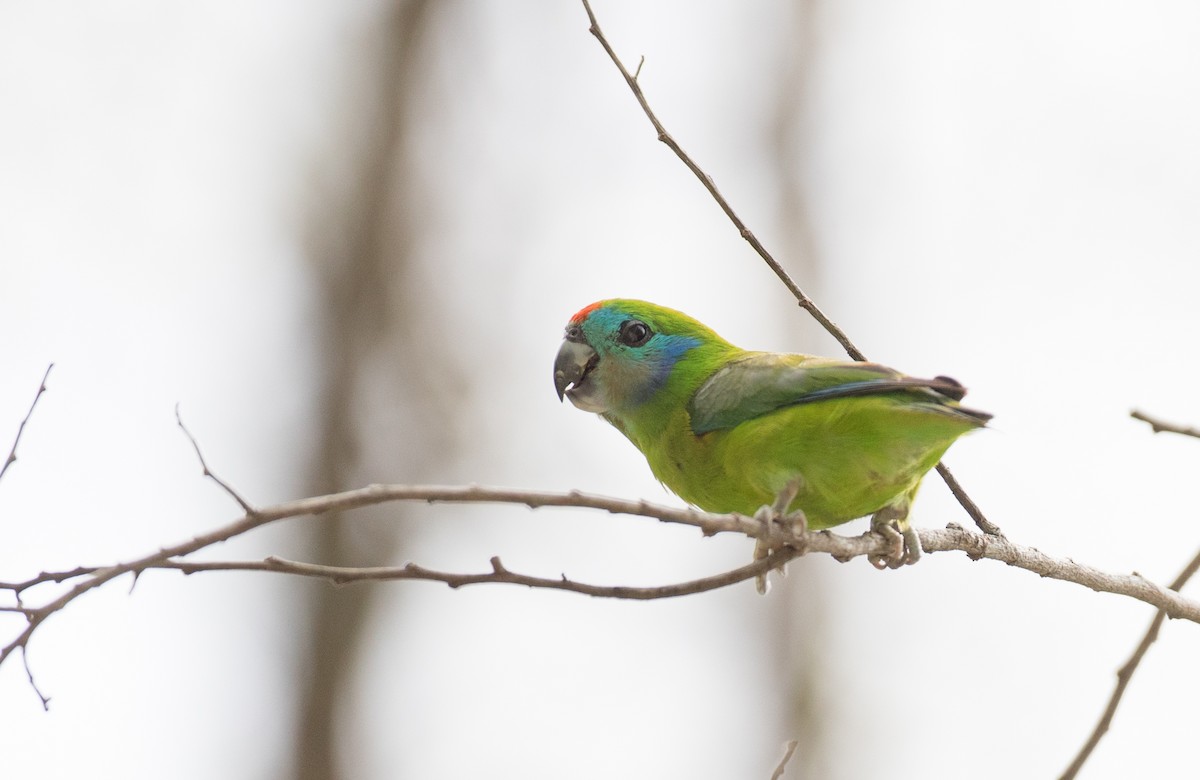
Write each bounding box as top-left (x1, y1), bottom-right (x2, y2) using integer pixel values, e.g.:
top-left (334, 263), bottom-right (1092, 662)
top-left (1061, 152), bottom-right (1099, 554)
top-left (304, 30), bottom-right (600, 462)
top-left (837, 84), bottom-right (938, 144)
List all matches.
top-left (290, 2), bottom-right (442, 779)
top-left (768, 1), bottom-right (835, 777)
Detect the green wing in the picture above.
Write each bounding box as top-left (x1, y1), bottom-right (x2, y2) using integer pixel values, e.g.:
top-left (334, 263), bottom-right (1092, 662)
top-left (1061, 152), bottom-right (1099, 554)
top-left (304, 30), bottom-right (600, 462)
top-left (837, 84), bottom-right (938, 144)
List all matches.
top-left (687, 353), bottom-right (989, 435)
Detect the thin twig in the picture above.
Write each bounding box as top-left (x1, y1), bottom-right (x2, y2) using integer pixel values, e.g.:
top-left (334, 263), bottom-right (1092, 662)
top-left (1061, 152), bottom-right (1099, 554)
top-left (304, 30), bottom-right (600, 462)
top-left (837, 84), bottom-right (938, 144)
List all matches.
top-left (0, 506), bottom-right (274, 703)
top-left (579, 0), bottom-right (862, 360)
top-left (1061, 409), bottom-right (1200, 774)
top-left (577, 0), bottom-right (1000, 537)
top-left (1061, 409), bottom-right (1200, 775)
top-left (1130, 409), bottom-right (1200, 440)
top-left (152, 548), bottom-right (800, 600)
top-left (770, 739), bottom-right (799, 780)
top-left (1058, 544), bottom-right (1200, 780)
top-left (18, 647), bottom-right (49, 710)
top-left (0, 414), bottom-right (271, 706)
top-left (0, 364), bottom-right (53, 485)
top-left (935, 462), bottom-right (1003, 538)
top-left (0, 566), bottom-right (101, 594)
top-left (174, 404), bottom-right (258, 515)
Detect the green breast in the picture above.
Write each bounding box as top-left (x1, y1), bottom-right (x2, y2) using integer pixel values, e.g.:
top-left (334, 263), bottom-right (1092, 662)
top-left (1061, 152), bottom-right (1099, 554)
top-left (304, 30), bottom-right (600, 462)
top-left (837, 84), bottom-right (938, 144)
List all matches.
top-left (637, 395), bottom-right (979, 528)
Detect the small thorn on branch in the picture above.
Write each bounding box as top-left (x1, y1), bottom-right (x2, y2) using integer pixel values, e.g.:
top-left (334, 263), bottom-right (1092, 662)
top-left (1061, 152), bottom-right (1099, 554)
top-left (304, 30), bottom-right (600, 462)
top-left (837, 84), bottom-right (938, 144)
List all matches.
top-left (1131, 409), bottom-right (1200, 439)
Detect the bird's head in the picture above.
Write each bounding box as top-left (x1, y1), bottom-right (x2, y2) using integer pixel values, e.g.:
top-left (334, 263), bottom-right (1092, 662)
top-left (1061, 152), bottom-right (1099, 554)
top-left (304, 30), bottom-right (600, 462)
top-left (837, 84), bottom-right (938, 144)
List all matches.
top-left (553, 300), bottom-right (724, 415)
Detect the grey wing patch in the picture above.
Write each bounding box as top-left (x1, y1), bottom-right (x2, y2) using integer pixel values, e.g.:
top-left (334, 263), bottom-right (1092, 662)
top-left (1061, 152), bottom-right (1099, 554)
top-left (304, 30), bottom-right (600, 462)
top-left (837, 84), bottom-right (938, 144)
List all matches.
top-left (688, 353), bottom-right (988, 434)
top-left (688, 354), bottom-right (884, 434)
top-left (687, 356), bottom-right (789, 434)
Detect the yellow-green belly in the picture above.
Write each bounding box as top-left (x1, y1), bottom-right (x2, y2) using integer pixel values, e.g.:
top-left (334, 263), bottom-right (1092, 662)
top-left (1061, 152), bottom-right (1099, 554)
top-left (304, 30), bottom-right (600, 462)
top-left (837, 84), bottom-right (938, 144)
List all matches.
top-left (640, 396), bottom-right (977, 529)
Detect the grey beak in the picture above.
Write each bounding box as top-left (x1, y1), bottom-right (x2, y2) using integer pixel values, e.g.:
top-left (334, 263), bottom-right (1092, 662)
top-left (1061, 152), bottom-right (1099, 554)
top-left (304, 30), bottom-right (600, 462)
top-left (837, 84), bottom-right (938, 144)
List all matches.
top-left (554, 339), bottom-right (597, 401)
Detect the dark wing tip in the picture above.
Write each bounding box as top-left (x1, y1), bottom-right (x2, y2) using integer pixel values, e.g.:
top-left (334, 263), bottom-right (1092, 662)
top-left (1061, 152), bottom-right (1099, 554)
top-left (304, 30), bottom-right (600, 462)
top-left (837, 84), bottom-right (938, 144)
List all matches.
top-left (928, 375), bottom-right (992, 423)
top-left (930, 375), bottom-right (967, 402)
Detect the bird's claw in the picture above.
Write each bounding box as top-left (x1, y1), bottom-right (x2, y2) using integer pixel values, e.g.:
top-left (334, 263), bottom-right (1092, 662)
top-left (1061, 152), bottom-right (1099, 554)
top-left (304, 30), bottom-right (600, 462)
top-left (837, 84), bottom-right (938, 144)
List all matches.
top-left (868, 508), bottom-right (922, 570)
top-left (868, 523), bottom-right (903, 570)
top-left (753, 478), bottom-right (806, 594)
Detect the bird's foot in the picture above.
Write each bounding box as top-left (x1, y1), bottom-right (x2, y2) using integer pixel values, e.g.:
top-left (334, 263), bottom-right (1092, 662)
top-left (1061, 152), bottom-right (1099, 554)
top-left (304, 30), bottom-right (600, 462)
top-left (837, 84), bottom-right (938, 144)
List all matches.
top-left (868, 507), bottom-right (922, 570)
top-left (752, 478), bottom-right (807, 594)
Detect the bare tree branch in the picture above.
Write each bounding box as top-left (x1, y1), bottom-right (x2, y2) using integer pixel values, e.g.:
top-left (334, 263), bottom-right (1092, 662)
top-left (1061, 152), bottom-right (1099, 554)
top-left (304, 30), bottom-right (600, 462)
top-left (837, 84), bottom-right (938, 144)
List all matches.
top-left (5, 481), bottom-right (1200, 708)
top-left (934, 462), bottom-right (1004, 537)
top-left (577, 0), bottom-right (999, 538)
top-left (0, 364), bottom-right (53, 485)
top-left (1130, 409), bottom-right (1200, 439)
top-left (579, 0), bottom-right (861, 361)
top-left (1058, 545), bottom-right (1200, 780)
top-left (0, 508), bottom-right (272, 700)
top-left (1059, 413), bottom-right (1200, 779)
top-left (918, 524), bottom-right (1200, 622)
top-left (141, 549), bottom-right (800, 600)
top-left (0, 566), bottom-right (99, 595)
top-left (0, 364), bottom-right (56, 708)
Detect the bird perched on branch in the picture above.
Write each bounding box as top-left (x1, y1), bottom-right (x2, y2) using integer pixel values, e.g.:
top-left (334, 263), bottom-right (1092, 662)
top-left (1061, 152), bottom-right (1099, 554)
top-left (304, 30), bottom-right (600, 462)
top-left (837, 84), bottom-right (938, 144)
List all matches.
top-left (553, 299), bottom-right (989, 584)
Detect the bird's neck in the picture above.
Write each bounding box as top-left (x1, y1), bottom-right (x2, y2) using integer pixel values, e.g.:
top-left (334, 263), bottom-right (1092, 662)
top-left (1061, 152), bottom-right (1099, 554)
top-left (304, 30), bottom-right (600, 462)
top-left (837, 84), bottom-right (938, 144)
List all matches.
top-left (604, 346), bottom-right (739, 447)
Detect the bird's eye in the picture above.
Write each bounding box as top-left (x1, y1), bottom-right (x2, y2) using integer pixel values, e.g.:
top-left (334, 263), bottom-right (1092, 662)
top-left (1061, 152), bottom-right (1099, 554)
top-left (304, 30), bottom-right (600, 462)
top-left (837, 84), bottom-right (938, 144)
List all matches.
top-left (618, 320), bottom-right (652, 347)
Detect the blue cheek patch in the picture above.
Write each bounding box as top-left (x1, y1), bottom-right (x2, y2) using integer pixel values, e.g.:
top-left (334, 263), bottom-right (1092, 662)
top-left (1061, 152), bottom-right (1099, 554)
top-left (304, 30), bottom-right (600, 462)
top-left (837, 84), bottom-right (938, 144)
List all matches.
top-left (632, 334), bottom-right (700, 403)
top-left (580, 305), bottom-right (701, 407)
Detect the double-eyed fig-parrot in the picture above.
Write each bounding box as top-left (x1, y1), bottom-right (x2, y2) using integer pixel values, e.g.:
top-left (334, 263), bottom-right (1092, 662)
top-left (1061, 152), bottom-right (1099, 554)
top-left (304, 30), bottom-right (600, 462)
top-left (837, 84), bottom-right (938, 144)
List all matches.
top-left (553, 299), bottom-right (989, 579)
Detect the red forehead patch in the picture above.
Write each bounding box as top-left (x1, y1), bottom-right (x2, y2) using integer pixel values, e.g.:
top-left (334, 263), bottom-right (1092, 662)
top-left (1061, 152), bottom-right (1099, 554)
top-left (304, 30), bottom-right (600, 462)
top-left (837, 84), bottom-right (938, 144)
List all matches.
top-left (569, 301), bottom-right (603, 324)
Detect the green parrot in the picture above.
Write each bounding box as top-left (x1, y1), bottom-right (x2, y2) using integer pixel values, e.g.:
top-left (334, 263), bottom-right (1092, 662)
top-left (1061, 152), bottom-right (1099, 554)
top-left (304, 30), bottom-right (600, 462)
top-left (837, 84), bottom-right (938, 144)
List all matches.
top-left (553, 299), bottom-right (989, 579)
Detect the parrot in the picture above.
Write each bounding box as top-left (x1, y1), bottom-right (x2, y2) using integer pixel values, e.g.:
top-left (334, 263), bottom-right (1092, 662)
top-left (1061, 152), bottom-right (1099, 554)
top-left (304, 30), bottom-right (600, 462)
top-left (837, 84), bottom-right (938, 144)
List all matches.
top-left (553, 299), bottom-right (989, 582)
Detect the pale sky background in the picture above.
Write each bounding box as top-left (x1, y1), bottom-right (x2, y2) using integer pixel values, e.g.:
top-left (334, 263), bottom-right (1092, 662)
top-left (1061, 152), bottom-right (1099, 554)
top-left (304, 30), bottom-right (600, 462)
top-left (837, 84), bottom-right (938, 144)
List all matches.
top-left (2, 2), bottom-right (1200, 779)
